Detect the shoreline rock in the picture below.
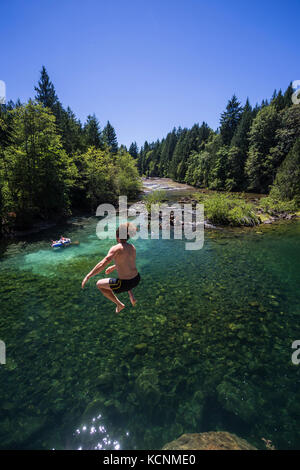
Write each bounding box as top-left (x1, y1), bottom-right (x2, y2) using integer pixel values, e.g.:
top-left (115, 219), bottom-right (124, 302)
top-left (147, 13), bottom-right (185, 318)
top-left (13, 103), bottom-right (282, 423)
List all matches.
top-left (162, 432), bottom-right (257, 450)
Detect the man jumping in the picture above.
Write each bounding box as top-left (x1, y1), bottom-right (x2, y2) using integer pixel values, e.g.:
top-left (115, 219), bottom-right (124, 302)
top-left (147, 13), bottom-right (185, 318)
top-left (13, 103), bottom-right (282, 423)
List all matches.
top-left (81, 223), bottom-right (140, 313)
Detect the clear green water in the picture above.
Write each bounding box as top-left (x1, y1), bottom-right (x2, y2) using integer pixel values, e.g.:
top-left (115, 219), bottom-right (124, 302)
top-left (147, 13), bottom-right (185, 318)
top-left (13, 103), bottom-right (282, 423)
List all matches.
top-left (0, 216), bottom-right (300, 449)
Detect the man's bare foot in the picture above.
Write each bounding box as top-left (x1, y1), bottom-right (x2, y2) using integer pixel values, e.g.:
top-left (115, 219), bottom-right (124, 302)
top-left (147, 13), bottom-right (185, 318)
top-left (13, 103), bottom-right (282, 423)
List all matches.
top-left (116, 302), bottom-right (125, 314)
top-left (128, 290), bottom-right (137, 307)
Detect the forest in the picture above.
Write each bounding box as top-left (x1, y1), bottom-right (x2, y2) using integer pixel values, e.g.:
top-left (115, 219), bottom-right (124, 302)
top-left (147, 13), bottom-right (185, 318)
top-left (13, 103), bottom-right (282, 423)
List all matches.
top-left (0, 67), bottom-right (299, 235)
top-left (138, 85), bottom-right (300, 204)
top-left (0, 67), bottom-right (141, 233)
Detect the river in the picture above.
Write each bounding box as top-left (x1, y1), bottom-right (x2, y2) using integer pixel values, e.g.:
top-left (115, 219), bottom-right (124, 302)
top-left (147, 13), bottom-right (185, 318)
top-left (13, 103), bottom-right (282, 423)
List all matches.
top-left (0, 179), bottom-right (300, 449)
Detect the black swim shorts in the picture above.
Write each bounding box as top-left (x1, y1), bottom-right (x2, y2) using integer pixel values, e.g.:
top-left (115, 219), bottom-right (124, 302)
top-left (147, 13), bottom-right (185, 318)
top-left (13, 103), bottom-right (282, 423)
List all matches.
top-left (109, 273), bottom-right (141, 293)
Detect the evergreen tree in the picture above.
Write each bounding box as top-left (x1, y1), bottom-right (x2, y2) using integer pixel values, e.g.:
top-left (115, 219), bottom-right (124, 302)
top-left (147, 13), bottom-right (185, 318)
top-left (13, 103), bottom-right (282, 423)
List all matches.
top-left (0, 104), bottom-right (12, 149)
top-left (220, 95), bottom-right (243, 145)
top-left (170, 128), bottom-right (188, 180)
top-left (170, 123), bottom-right (211, 181)
top-left (283, 82), bottom-right (294, 108)
top-left (271, 89), bottom-right (285, 111)
top-left (148, 140), bottom-right (161, 176)
top-left (34, 66), bottom-right (58, 110)
top-left (226, 98), bottom-right (255, 190)
top-left (138, 140), bottom-right (150, 175)
top-left (103, 121), bottom-right (118, 154)
top-left (231, 98), bottom-right (253, 153)
top-left (159, 128), bottom-right (178, 176)
top-left (59, 106), bottom-right (85, 156)
top-left (84, 114), bottom-right (102, 148)
top-left (129, 141), bottom-right (139, 159)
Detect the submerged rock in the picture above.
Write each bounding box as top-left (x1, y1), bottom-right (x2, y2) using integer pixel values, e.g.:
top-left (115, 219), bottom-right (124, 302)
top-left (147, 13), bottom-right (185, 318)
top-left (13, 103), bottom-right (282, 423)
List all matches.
top-left (135, 368), bottom-right (160, 407)
top-left (162, 431), bottom-right (257, 450)
top-left (135, 343), bottom-right (148, 351)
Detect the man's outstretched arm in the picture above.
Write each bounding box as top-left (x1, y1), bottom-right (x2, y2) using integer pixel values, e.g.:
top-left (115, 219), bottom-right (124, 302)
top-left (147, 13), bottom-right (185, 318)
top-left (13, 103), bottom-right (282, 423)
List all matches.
top-left (82, 247), bottom-right (116, 288)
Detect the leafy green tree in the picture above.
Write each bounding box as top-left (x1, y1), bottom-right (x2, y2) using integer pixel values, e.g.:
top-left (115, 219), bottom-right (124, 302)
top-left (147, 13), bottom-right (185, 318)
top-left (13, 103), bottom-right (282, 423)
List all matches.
top-left (245, 105), bottom-right (281, 192)
top-left (80, 147), bottom-right (117, 210)
top-left (184, 150), bottom-right (211, 187)
top-left (114, 149), bottom-right (142, 198)
top-left (3, 100), bottom-right (76, 225)
top-left (201, 133), bottom-right (222, 187)
top-left (103, 121), bottom-right (118, 154)
top-left (77, 147), bottom-right (141, 210)
top-left (209, 146), bottom-right (229, 190)
top-left (270, 138), bottom-right (300, 202)
top-left (269, 104), bottom-right (300, 169)
top-left (224, 146), bottom-right (245, 190)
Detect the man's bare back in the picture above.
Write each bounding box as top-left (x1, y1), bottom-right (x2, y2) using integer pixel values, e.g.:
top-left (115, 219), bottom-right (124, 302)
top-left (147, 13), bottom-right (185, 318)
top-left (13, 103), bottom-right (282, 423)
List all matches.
top-left (110, 242), bottom-right (138, 279)
top-left (82, 223), bottom-right (140, 313)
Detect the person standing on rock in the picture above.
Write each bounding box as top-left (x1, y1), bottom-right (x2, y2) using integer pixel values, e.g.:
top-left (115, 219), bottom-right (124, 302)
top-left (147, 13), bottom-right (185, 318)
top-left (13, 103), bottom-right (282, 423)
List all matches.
top-left (81, 223), bottom-right (140, 313)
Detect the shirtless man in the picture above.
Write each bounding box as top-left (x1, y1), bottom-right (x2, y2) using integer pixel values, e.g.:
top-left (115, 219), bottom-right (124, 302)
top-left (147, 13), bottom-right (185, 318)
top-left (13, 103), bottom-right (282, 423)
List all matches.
top-left (81, 223), bottom-right (140, 313)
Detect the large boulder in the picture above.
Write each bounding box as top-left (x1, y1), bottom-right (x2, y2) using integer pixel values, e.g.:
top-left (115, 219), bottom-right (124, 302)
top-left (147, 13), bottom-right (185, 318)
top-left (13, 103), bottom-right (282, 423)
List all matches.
top-left (162, 432), bottom-right (256, 450)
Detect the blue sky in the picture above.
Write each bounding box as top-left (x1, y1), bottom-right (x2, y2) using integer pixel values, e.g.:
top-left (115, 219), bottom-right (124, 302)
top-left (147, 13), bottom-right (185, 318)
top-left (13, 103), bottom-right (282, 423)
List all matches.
top-left (1, 0), bottom-right (299, 148)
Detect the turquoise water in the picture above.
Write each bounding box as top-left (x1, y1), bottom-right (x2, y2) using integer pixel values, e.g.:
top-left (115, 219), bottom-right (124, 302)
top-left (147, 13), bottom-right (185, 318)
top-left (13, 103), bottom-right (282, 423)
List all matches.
top-left (0, 216), bottom-right (300, 449)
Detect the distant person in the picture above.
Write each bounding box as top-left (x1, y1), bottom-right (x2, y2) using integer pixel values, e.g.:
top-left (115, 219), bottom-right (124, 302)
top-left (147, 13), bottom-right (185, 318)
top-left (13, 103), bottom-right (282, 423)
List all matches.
top-left (82, 223), bottom-right (140, 313)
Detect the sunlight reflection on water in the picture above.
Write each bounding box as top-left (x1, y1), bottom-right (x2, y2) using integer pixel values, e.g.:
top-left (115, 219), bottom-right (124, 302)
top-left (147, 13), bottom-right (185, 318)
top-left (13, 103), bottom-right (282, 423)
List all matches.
top-left (70, 414), bottom-right (129, 450)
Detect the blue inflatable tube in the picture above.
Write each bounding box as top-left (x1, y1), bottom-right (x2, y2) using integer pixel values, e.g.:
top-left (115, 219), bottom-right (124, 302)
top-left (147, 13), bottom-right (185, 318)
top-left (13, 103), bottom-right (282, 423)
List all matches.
top-left (51, 238), bottom-right (71, 248)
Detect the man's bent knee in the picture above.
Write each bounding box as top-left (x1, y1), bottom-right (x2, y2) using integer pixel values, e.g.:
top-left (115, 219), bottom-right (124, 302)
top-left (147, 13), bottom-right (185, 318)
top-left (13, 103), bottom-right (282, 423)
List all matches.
top-left (96, 279), bottom-right (110, 290)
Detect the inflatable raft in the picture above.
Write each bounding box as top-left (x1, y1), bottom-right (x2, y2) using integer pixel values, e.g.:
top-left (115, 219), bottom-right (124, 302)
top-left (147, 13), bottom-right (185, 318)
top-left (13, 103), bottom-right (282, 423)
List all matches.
top-left (51, 238), bottom-right (71, 248)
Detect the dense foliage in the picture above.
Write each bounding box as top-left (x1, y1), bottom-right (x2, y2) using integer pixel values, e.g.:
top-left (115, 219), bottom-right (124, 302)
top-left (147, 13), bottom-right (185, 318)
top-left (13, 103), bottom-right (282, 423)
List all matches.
top-left (142, 190), bottom-right (167, 214)
top-left (0, 67), bottom-right (142, 232)
top-left (138, 83), bottom-right (299, 204)
top-left (194, 192), bottom-right (260, 226)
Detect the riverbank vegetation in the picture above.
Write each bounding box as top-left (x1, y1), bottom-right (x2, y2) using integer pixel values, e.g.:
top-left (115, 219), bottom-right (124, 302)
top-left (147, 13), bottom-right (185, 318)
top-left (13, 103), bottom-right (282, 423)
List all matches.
top-left (138, 86), bottom-right (300, 213)
top-left (142, 190), bottom-right (167, 213)
top-left (191, 191), bottom-right (300, 227)
top-left (193, 192), bottom-right (260, 226)
top-left (0, 67), bottom-right (141, 234)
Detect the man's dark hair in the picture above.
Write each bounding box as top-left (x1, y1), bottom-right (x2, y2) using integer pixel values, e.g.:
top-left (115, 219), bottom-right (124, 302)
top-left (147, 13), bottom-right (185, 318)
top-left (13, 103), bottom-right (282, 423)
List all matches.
top-left (116, 222), bottom-right (136, 243)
